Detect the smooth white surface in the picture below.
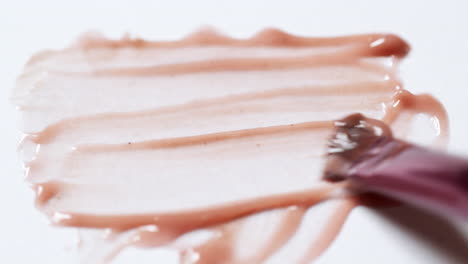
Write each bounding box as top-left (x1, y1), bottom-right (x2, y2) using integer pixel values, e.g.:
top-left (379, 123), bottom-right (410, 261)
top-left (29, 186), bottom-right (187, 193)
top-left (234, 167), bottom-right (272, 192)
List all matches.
top-left (1, 0), bottom-right (468, 263)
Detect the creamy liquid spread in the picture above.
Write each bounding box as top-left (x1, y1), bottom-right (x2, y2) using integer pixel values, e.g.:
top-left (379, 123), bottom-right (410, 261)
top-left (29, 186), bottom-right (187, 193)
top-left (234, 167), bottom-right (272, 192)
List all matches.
top-left (13, 29), bottom-right (448, 263)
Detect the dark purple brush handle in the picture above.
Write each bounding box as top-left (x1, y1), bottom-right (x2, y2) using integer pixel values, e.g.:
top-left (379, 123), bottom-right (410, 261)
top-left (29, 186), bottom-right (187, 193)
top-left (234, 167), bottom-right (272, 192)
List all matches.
top-left (350, 139), bottom-right (468, 219)
top-left (324, 113), bottom-right (468, 220)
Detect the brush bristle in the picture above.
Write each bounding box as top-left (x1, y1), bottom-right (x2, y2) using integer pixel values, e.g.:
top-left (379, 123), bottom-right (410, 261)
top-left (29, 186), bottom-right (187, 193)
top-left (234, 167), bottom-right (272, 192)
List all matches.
top-left (323, 113), bottom-right (393, 182)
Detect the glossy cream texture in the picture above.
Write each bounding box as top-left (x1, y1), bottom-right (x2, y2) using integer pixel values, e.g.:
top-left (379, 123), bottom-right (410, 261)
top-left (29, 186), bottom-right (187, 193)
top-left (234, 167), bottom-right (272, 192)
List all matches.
top-left (13, 29), bottom-right (448, 263)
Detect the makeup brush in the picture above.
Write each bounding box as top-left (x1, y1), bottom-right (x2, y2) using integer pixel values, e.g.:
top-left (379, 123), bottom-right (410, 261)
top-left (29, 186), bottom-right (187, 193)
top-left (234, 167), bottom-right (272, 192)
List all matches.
top-left (323, 113), bottom-right (468, 219)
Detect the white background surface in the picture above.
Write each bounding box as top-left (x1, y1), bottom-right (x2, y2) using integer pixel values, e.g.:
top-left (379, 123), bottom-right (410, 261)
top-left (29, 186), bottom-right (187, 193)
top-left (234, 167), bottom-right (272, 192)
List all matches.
top-left (1, 0), bottom-right (468, 263)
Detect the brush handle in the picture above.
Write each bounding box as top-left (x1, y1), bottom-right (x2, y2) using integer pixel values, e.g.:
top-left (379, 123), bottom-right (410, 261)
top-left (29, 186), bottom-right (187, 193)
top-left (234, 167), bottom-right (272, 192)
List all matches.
top-left (350, 140), bottom-right (468, 219)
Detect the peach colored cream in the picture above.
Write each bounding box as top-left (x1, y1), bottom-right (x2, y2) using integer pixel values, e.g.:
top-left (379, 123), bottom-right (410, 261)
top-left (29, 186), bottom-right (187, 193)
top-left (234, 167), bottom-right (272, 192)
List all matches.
top-left (13, 29), bottom-right (448, 263)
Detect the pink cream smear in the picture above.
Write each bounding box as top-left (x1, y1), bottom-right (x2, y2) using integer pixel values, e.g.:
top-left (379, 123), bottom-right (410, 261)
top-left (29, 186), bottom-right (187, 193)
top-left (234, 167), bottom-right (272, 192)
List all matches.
top-left (13, 29), bottom-right (447, 263)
